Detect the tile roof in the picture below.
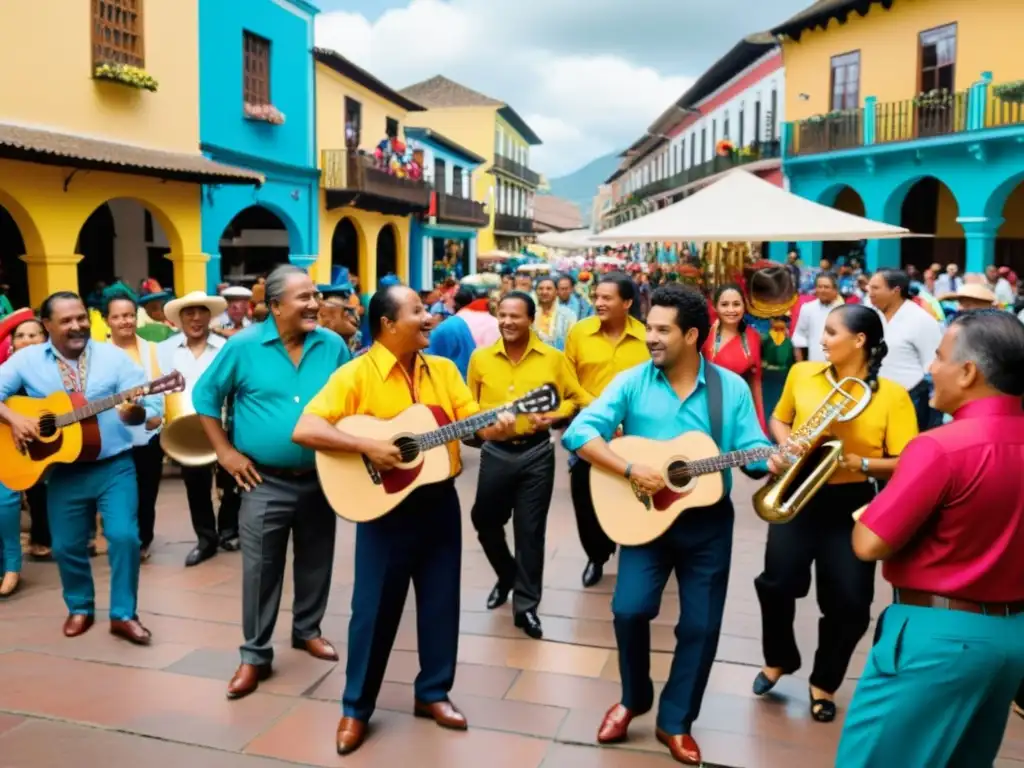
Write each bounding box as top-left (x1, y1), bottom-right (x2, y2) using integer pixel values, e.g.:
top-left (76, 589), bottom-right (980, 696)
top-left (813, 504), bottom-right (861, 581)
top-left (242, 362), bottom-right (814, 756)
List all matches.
top-left (0, 122), bottom-right (263, 184)
top-left (399, 75), bottom-right (503, 108)
top-left (313, 48), bottom-right (425, 112)
top-left (533, 195), bottom-right (584, 232)
top-left (771, 0), bottom-right (880, 39)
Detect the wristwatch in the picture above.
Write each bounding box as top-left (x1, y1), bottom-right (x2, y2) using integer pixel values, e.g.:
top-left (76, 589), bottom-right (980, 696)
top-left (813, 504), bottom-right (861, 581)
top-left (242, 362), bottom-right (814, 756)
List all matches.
top-left (860, 457), bottom-right (870, 474)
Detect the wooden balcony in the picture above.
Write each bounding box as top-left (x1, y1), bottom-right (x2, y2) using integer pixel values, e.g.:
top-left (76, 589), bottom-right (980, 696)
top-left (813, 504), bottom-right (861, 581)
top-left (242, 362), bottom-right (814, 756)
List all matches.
top-left (493, 212), bottom-right (534, 235)
top-left (492, 153), bottom-right (541, 187)
top-left (321, 149), bottom-right (430, 214)
top-left (436, 192), bottom-right (489, 227)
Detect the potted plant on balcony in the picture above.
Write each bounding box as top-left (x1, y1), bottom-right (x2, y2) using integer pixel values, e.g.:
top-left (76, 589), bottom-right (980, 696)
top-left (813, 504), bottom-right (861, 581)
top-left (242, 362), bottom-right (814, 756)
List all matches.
top-left (244, 102), bottom-right (286, 125)
top-left (94, 62), bottom-right (158, 92)
top-left (914, 88), bottom-right (954, 109)
top-left (993, 80), bottom-right (1024, 105)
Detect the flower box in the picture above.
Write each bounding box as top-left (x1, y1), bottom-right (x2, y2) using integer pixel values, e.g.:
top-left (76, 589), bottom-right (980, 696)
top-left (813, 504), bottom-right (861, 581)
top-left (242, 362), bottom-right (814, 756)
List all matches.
top-left (993, 80), bottom-right (1024, 105)
top-left (913, 89), bottom-right (954, 109)
top-left (244, 102), bottom-right (286, 125)
top-left (94, 63), bottom-right (158, 92)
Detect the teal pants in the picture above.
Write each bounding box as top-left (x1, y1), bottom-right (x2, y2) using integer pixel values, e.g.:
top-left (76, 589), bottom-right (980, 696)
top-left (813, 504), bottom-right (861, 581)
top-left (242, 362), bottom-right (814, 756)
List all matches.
top-left (46, 454), bottom-right (140, 621)
top-left (0, 482), bottom-right (21, 574)
top-left (836, 603), bottom-right (1024, 767)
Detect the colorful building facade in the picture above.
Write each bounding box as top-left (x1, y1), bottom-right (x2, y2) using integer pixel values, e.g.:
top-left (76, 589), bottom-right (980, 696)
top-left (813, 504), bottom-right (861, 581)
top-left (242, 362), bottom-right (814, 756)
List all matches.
top-left (0, 0), bottom-right (259, 309)
top-left (199, 0), bottom-right (321, 290)
top-left (399, 77), bottom-right (543, 254)
top-left (313, 48), bottom-right (430, 294)
top-left (404, 127), bottom-right (487, 290)
top-left (777, 0), bottom-right (1024, 273)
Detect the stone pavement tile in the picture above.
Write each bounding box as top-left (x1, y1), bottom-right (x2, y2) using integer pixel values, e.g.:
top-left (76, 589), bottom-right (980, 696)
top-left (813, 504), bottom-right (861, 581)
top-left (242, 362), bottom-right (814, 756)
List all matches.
top-left (0, 713), bottom-right (25, 737)
top-left (542, 742), bottom-right (680, 767)
top-left (164, 647), bottom-right (338, 696)
top-left (244, 698), bottom-right (550, 768)
top-left (308, 660), bottom-right (520, 704)
top-left (505, 670), bottom-right (623, 710)
top-left (19, 631), bottom-right (196, 670)
top-left (0, 651), bottom-right (295, 751)
top-left (454, 634), bottom-right (610, 677)
top-left (134, 585), bottom-right (243, 624)
top-left (0, 718), bottom-right (298, 768)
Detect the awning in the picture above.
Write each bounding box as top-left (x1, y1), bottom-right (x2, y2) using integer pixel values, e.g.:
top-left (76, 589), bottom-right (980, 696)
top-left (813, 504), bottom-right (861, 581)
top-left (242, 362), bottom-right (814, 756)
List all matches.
top-left (535, 229), bottom-right (598, 250)
top-left (592, 170), bottom-right (917, 243)
top-left (0, 122), bottom-right (264, 185)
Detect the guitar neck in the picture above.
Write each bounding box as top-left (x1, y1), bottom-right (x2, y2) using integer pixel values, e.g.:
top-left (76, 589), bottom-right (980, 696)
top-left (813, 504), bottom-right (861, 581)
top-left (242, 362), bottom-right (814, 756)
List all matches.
top-left (675, 445), bottom-right (778, 479)
top-left (418, 405), bottom-right (510, 450)
top-left (54, 387), bottom-right (142, 428)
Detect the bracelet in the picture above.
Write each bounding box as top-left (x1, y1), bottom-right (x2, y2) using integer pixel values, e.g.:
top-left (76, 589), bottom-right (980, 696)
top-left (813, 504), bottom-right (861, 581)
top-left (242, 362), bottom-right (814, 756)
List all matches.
top-left (860, 457), bottom-right (869, 474)
top-left (624, 462), bottom-right (633, 479)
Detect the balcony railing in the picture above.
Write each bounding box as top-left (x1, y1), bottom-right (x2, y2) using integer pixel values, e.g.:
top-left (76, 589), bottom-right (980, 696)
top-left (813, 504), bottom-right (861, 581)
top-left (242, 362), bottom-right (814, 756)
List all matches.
top-left (321, 149), bottom-right (431, 211)
top-left (493, 153), bottom-right (541, 186)
top-left (493, 212), bottom-right (534, 234)
top-left (787, 81), bottom-right (1024, 157)
top-left (436, 191), bottom-right (489, 227)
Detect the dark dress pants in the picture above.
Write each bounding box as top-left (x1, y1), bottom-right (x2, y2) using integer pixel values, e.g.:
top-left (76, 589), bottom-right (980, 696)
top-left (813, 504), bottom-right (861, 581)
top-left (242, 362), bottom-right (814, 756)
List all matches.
top-left (613, 499), bottom-right (734, 734)
top-left (343, 480), bottom-right (462, 721)
top-left (26, 483), bottom-right (50, 548)
top-left (181, 464), bottom-right (240, 550)
top-left (131, 434), bottom-right (164, 550)
top-left (570, 459), bottom-right (616, 564)
top-left (470, 437), bottom-right (555, 615)
top-left (754, 482), bottom-right (877, 694)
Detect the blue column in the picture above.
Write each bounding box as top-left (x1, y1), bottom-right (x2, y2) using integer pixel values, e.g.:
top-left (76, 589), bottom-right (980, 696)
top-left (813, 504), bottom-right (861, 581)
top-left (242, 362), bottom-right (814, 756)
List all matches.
top-left (798, 241), bottom-right (823, 266)
top-left (958, 216), bottom-right (1002, 273)
top-left (768, 241), bottom-right (789, 262)
top-left (781, 122), bottom-right (793, 159)
top-left (864, 239), bottom-right (900, 272)
top-left (863, 97), bottom-right (877, 145)
top-left (967, 72), bottom-right (993, 131)
top-left (289, 254), bottom-right (317, 271)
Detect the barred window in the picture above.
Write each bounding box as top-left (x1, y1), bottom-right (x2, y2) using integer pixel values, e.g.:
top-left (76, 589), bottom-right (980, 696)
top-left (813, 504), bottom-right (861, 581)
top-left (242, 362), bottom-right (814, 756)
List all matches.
top-left (92, 0), bottom-right (145, 68)
top-left (243, 32), bottom-right (271, 105)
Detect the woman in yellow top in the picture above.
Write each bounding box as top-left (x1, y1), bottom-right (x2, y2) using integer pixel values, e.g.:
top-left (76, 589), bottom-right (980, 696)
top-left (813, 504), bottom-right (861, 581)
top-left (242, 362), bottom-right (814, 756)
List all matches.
top-left (752, 303), bottom-right (918, 723)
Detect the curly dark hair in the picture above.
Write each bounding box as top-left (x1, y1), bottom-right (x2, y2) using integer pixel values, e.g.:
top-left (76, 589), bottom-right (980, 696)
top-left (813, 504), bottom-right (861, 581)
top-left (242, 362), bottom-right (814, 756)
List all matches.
top-left (649, 283), bottom-right (711, 349)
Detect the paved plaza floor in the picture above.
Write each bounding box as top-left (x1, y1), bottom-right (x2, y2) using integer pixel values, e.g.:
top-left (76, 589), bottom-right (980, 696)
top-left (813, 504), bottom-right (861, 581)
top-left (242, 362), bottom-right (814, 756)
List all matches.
top-left (1, 445), bottom-right (1022, 767)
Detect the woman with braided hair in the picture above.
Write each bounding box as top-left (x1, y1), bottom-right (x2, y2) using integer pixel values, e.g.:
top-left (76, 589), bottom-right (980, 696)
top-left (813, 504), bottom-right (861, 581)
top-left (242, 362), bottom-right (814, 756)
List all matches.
top-left (751, 303), bottom-right (919, 723)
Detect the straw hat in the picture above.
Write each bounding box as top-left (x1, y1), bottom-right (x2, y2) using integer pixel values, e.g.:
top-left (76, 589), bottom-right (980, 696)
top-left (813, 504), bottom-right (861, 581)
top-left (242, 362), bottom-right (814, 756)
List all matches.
top-left (937, 284), bottom-right (996, 305)
top-left (221, 285), bottom-right (253, 300)
top-left (164, 291), bottom-right (227, 328)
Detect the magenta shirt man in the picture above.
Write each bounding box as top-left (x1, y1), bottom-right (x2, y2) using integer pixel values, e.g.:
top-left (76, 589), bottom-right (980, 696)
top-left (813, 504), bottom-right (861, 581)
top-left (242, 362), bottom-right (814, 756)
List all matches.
top-left (836, 310), bottom-right (1024, 768)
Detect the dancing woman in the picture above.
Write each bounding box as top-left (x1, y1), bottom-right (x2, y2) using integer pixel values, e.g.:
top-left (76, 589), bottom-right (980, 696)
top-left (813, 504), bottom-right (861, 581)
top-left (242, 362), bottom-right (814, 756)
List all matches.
top-left (702, 284), bottom-right (766, 433)
top-left (752, 304), bottom-right (918, 722)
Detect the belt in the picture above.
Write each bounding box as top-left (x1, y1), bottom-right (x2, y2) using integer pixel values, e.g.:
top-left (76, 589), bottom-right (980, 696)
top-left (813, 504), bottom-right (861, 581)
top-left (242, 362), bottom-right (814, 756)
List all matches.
top-left (254, 464), bottom-right (316, 481)
top-left (893, 588), bottom-right (1024, 617)
top-left (492, 433), bottom-right (552, 453)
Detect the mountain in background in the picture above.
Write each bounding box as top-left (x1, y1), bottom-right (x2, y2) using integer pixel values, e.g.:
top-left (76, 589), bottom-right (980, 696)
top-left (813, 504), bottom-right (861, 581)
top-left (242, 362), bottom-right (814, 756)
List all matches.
top-left (542, 151), bottom-right (620, 226)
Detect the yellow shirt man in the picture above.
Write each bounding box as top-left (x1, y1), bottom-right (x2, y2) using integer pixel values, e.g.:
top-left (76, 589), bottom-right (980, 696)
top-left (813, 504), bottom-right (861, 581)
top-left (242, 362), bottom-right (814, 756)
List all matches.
top-left (467, 331), bottom-right (587, 436)
top-left (564, 315), bottom-right (650, 404)
top-left (773, 362), bottom-right (918, 484)
top-left (303, 342), bottom-right (479, 475)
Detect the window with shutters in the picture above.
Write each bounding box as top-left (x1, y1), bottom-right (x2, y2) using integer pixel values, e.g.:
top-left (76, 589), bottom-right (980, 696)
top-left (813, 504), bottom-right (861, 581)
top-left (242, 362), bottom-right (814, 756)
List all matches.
top-left (92, 0), bottom-right (145, 68)
top-left (243, 32), bottom-right (271, 106)
top-left (829, 51), bottom-right (861, 111)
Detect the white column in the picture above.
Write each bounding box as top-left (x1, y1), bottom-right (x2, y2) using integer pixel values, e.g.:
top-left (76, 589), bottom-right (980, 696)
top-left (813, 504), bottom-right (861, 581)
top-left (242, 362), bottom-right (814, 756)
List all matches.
top-left (468, 237), bottom-right (478, 276)
top-left (422, 235), bottom-right (432, 289)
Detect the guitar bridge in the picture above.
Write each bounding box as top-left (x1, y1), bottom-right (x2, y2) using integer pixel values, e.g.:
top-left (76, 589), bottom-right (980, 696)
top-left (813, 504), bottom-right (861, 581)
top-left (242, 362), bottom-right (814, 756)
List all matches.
top-left (630, 481), bottom-right (652, 511)
top-left (362, 455), bottom-right (383, 486)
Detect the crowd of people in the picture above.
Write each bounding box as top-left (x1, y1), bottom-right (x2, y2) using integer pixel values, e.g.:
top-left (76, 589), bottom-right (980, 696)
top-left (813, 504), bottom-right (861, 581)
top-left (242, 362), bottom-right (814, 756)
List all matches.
top-left (0, 252), bottom-right (1022, 766)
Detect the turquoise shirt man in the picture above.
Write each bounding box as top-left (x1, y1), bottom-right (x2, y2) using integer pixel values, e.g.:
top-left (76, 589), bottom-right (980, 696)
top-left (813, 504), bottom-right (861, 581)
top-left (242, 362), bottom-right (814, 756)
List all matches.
top-left (192, 317), bottom-right (350, 470)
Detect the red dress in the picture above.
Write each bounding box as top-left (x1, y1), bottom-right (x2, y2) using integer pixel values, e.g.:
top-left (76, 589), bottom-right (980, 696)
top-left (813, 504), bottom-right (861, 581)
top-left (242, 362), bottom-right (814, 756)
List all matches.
top-left (701, 324), bottom-right (767, 435)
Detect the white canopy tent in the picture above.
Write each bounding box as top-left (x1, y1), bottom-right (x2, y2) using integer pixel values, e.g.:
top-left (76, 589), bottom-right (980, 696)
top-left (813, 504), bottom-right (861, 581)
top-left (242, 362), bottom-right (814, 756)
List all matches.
top-left (592, 170), bottom-right (916, 243)
top-left (535, 229), bottom-right (599, 250)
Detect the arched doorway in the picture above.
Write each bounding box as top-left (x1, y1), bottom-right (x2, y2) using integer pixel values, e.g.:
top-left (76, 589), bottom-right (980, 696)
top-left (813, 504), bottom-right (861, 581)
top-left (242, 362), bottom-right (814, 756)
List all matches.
top-left (376, 224), bottom-right (397, 284)
top-left (219, 205), bottom-right (290, 285)
top-left (76, 199), bottom-right (173, 302)
top-left (0, 204), bottom-right (28, 310)
top-left (330, 217), bottom-right (360, 284)
top-left (821, 185), bottom-right (867, 268)
top-left (898, 177), bottom-right (963, 272)
top-left (995, 178), bottom-right (1024, 276)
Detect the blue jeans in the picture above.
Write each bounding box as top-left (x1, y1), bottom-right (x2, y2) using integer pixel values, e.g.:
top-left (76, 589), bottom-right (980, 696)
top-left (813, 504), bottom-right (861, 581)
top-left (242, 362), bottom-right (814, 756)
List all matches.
top-left (0, 482), bottom-right (21, 574)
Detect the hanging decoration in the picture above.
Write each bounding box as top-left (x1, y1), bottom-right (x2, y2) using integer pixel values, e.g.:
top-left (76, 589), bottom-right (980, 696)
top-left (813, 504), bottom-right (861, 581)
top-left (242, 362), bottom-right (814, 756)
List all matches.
top-left (373, 136), bottom-right (423, 180)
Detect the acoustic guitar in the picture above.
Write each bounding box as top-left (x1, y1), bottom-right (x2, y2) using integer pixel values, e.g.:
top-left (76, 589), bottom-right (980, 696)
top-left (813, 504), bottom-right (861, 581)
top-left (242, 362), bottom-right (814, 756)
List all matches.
top-left (317, 383), bottom-right (560, 523)
top-left (0, 371), bottom-right (185, 491)
top-left (590, 431), bottom-right (778, 546)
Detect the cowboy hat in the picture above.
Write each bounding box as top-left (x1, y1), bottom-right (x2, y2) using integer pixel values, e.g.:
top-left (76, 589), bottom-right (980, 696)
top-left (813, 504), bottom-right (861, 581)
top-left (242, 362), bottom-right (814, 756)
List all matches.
top-left (164, 291), bottom-right (227, 328)
top-left (937, 283), bottom-right (996, 305)
top-left (221, 285), bottom-right (253, 300)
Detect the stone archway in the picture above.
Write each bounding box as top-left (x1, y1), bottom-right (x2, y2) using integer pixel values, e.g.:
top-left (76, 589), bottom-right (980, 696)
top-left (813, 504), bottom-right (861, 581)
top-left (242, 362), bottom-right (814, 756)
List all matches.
top-left (331, 217), bottom-right (360, 283)
top-left (376, 224), bottom-right (398, 284)
top-left (886, 176), bottom-right (963, 272)
top-left (817, 184), bottom-right (867, 268)
top-left (987, 172), bottom-right (1024, 275)
top-left (0, 202), bottom-right (29, 310)
top-left (218, 205), bottom-right (291, 284)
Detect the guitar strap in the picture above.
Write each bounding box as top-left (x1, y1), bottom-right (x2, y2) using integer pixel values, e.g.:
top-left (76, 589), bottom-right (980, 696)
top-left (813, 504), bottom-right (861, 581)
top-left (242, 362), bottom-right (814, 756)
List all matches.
top-left (704, 362), bottom-right (726, 483)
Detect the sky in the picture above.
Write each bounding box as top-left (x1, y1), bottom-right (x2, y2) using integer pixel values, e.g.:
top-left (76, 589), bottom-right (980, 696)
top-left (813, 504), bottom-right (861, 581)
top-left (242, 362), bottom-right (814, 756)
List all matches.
top-left (314, 0), bottom-right (814, 178)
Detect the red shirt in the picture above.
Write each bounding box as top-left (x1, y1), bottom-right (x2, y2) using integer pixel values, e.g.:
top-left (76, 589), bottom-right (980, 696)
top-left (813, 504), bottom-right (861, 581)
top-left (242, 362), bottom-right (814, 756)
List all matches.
top-left (859, 396), bottom-right (1024, 602)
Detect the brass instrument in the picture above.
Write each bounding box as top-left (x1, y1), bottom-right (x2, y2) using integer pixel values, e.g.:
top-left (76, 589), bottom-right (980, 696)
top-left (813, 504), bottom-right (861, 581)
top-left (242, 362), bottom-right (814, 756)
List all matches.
top-left (752, 375), bottom-right (873, 524)
top-left (160, 391), bottom-right (218, 467)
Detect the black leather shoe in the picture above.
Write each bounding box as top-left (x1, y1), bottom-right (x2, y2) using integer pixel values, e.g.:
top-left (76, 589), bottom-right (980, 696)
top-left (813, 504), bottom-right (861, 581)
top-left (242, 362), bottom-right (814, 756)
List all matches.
top-left (486, 582), bottom-right (511, 610)
top-left (220, 536), bottom-right (241, 552)
top-left (514, 610), bottom-right (543, 639)
top-left (184, 545), bottom-right (217, 568)
top-left (582, 560), bottom-right (604, 588)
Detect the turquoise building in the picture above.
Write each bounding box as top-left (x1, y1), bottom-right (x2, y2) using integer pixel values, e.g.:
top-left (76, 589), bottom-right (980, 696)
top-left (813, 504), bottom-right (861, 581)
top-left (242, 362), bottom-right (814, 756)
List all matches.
top-left (199, 0), bottom-right (320, 289)
top-left (405, 127), bottom-right (489, 290)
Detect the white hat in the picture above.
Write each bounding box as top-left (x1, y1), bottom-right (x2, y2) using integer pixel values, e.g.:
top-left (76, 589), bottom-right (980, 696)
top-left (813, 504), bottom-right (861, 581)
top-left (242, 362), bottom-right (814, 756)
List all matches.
top-left (221, 285), bottom-right (253, 300)
top-left (164, 291), bottom-right (228, 328)
top-left (937, 283), bottom-right (996, 305)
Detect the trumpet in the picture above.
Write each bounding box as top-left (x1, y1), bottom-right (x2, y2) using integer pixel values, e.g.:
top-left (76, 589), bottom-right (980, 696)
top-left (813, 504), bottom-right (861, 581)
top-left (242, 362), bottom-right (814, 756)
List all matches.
top-left (160, 391), bottom-right (218, 467)
top-left (752, 375), bottom-right (873, 524)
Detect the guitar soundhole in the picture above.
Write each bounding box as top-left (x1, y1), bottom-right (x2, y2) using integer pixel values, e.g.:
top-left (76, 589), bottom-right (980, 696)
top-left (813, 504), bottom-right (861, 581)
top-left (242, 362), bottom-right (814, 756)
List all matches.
top-left (665, 460), bottom-right (696, 493)
top-left (37, 413), bottom-right (57, 439)
top-left (394, 436), bottom-right (420, 463)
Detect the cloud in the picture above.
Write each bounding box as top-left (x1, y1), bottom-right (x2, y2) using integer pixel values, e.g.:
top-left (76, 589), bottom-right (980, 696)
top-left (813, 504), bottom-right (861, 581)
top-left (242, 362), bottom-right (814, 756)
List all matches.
top-left (315, 0), bottom-right (695, 178)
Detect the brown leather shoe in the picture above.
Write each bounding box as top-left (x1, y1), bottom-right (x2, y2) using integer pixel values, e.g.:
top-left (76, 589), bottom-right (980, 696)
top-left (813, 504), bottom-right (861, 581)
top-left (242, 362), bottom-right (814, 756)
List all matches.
top-left (227, 663), bottom-right (272, 699)
top-left (413, 699), bottom-right (468, 730)
top-left (63, 614), bottom-right (95, 638)
top-left (597, 703), bottom-right (640, 744)
top-left (336, 716), bottom-right (367, 755)
top-left (292, 635), bottom-right (339, 661)
top-left (110, 618), bottom-right (152, 646)
top-left (656, 729), bottom-right (702, 766)
top-left (0, 572), bottom-right (20, 597)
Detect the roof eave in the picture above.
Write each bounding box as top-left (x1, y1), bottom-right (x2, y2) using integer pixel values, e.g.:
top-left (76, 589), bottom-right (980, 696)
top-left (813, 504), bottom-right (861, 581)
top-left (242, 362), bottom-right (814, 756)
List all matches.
top-left (402, 126), bottom-right (485, 165)
top-left (770, 0), bottom-right (879, 41)
top-left (313, 48), bottom-right (425, 113)
top-left (497, 105), bottom-right (542, 145)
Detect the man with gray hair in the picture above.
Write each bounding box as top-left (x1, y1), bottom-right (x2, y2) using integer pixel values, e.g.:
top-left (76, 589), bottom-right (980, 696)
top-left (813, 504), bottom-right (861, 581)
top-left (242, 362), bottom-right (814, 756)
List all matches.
top-left (193, 264), bottom-right (351, 699)
top-left (838, 310), bottom-right (1024, 767)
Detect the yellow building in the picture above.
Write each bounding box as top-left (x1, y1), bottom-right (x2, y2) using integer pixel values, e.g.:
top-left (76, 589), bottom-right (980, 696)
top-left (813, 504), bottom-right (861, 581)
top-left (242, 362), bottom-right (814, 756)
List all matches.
top-left (398, 76), bottom-right (543, 254)
top-left (313, 48), bottom-right (431, 292)
top-left (0, 0), bottom-right (260, 309)
top-left (777, 0), bottom-right (1024, 273)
